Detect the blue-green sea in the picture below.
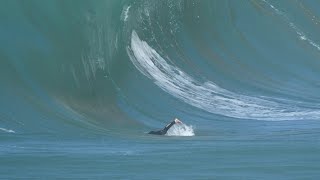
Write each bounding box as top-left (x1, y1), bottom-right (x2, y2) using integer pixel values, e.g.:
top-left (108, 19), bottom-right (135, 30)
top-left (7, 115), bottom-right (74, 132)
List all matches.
top-left (1, 0), bottom-right (320, 179)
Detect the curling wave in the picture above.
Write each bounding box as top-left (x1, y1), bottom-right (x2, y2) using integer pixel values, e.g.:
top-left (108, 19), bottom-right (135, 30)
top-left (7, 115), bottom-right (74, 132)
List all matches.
top-left (1, 0), bottom-right (320, 135)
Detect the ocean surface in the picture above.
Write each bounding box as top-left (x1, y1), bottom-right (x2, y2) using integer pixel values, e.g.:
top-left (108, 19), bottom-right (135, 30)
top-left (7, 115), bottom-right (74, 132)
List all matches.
top-left (1, 0), bottom-right (320, 179)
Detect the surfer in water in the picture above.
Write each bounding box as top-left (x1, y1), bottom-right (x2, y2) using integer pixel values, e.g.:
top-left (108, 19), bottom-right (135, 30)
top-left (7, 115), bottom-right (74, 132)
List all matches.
top-left (148, 118), bottom-right (182, 135)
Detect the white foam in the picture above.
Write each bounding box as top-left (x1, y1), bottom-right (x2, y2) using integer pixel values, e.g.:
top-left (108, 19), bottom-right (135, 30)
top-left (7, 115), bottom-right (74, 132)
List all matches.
top-left (0, 127), bottom-right (15, 133)
top-left (127, 31), bottom-right (320, 121)
top-left (121, 6), bottom-right (131, 22)
top-left (262, 0), bottom-right (320, 51)
top-left (166, 124), bottom-right (195, 136)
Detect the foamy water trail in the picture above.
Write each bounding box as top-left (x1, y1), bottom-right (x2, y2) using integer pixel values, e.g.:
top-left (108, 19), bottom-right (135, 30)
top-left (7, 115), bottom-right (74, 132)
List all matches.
top-left (0, 127), bottom-right (15, 133)
top-left (166, 124), bottom-right (195, 136)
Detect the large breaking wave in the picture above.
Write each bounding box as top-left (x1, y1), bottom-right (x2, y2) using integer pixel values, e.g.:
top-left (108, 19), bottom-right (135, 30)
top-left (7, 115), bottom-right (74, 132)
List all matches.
top-left (1, 0), bottom-right (320, 134)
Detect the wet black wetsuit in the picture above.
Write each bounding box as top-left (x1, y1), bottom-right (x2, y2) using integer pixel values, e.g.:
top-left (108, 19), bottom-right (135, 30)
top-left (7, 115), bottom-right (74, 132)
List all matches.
top-left (148, 121), bottom-right (176, 135)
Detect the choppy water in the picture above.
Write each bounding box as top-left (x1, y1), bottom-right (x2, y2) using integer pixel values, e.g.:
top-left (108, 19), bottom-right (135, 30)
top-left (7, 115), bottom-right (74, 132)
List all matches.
top-left (1, 0), bottom-right (320, 178)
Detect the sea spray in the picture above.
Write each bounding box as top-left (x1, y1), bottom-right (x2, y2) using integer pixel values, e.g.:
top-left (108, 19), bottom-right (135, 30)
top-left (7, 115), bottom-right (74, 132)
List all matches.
top-left (166, 124), bottom-right (194, 136)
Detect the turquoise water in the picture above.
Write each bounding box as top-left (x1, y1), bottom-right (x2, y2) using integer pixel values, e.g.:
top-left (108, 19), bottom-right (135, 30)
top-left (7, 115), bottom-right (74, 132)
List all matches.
top-left (2, 136), bottom-right (319, 179)
top-left (1, 0), bottom-right (320, 178)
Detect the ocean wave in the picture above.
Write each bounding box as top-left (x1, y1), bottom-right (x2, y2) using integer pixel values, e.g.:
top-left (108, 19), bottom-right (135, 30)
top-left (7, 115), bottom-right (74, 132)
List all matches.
top-left (1, 0), bottom-right (320, 135)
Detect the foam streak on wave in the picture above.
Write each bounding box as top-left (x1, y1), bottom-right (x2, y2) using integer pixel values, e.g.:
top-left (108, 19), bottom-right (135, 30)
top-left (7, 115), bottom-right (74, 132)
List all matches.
top-left (261, 0), bottom-right (320, 51)
top-left (0, 128), bottom-right (15, 133)
top-left (121, 5), bottom-right (131, 22)
top-left (127, 31), bottom-right (320, 121)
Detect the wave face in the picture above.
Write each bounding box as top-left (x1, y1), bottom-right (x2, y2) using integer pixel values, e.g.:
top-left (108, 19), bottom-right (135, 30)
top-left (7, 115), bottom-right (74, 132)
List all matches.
top-left (1, 0), bottom-right (320, 134)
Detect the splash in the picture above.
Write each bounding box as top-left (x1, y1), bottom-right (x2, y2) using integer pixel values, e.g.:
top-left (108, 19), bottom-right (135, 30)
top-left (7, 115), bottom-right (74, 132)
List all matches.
top-left (166, 124), bottom-right (195, 136)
